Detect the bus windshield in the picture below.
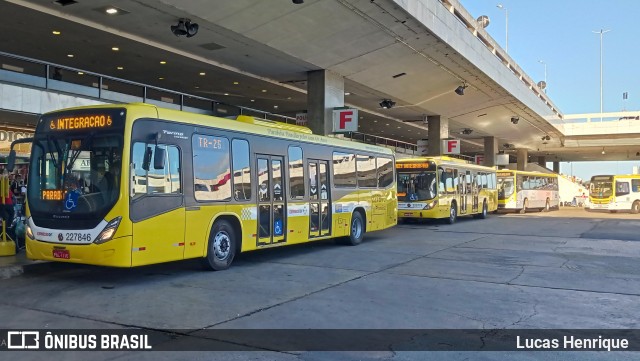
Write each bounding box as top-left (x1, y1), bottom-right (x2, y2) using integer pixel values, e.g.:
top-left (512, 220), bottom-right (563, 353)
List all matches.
top-left (590, 176), bottom-right (613, 198)
top-left (397, 171), bottom-right (437, 201)
top-left (497, 177), bottom-right (514, 199)
top-left (27, 134), bottom-right (123, 223)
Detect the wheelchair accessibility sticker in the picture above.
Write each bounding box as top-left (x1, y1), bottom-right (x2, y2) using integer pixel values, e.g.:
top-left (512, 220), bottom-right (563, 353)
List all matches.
top-left (409, 193), bottom-right (418, 201)
top-left (65, 191), bottom-right (79, 211)
top-left (274, 219), bottom-right (283, 236)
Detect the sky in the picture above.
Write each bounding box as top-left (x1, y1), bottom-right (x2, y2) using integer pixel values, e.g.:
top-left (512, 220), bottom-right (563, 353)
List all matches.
top-left (460, 0), bottom-right (640, 181)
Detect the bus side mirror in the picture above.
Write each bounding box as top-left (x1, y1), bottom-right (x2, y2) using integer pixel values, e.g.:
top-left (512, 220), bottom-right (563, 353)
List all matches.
top-left (6, 150), bottom-right (16, 172)
top-left (153, 146), bottom-right (166, 170)
top-left (142, 147), bottom-right (152, 171)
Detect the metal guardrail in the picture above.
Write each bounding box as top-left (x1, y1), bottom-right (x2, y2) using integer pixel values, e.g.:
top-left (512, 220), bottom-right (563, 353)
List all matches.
top-left (0, 51), bottom-right (296, 124)
top-left (344, 132), bottom-right (418, 155)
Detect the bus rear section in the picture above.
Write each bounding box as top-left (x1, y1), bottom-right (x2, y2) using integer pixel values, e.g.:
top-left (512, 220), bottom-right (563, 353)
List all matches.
top-left (588, 175), bottom-right (640, 213)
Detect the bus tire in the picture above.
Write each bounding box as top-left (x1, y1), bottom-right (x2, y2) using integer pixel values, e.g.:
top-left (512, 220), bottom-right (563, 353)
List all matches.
top-left (345, 211), bottom-right (365, 246)
top-left (478, 201), bottom-right (488, 219)
top-left (202, 219), bottom-right (236, 271)
top-left (519, 199), bottom-right (528, 214)
top-left (632, 201), bottom-right (640, 214)
top-left (543, 198), bottom-right (551, 212)
top-left (447, 202), bottom-right (457, 224)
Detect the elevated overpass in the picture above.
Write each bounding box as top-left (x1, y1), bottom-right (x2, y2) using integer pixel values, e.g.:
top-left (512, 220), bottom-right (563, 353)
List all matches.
top-left (0, 0), bottom-right (631, 165)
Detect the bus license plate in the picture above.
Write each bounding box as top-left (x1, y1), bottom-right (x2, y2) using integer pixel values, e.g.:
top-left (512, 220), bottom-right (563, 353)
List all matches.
top-left (53, 249), bottom-right (70, 259)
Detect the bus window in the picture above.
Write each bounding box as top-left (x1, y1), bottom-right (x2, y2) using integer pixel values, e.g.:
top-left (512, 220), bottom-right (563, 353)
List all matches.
top-left (356, 155), bottom-right (377, 188)
top-left (616, 181), bottom-right (630, 196)
top-left (633, 179), bottom-right (640, 193)
top-left (232, 139), bottom-right (251, 201)
top-left (377, 157), bottom-right (394, 188)
top-left (132, 143), bottom-right (181, 197)
top-left (333, 152), bottom-right (356, 188)
top-left (288, 146), bottom-right (304, 199)
top-left (193, 135), bottom-right (230, 201)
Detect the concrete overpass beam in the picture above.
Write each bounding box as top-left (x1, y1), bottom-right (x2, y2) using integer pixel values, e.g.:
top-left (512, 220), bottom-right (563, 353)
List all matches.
top-left (517, 148), bottom-right (528, 171)
top-left (307, 70), bottom-right (344, 136)
top-left (537, 156), bottom-right (546, 168)
top-left (483, 136), bottom-right (498, 167)
top-left (427, 115), bottom-right (448, 156)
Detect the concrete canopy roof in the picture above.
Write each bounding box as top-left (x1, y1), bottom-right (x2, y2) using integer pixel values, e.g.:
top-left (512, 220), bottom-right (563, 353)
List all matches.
top-left (2, 0), bottom-right (630, 162)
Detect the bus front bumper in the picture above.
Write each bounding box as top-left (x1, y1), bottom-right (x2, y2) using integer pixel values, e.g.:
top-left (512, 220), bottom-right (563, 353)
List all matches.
top-left (26, 236), bottom-right (133, 267)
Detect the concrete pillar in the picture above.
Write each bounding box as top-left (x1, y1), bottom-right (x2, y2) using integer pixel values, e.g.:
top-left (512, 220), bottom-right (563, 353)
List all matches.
top-left (427, 115), bottom-right (448, 156)
top-left (483, 136), bottom-right (498, 167)
top-left (553, 161), bottom-right (560, 173)
top-left (537, 156), bottom-right (546, 167)
top-left (516, 148), bottom-right (528, 171)
top-left (307, 70), bottom-right (344, 136)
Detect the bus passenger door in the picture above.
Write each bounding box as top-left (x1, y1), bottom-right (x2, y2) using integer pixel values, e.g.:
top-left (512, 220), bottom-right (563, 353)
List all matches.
top-left (471, 172), bottom-right (479, 212)
top-left (459, 172), bottom-right (468, 215)
top-left (308, 160), bottom-right (331, 238)
top-left (257, 155), bottom-right (286, 246)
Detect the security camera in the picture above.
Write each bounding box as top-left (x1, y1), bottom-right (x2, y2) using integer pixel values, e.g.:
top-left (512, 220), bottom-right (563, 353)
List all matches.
top-left (171, 18), bottom-right (199, 38)
top-left (510, 116), bottom-right (519, 124)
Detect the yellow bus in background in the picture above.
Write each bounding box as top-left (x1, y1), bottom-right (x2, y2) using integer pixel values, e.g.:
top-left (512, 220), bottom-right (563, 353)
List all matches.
top-left (9, 103), bottom-right (397, 270)
top-left (497, 170), bottom-right (559, 213)
top-left (588, 174), bottom-right (640, 213)
top-left (396, 157), bottom-right (498, 224)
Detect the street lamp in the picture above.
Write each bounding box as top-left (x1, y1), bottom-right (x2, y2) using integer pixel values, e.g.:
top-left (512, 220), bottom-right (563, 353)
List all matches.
top-left (593, 29), bottom-right (611, 122)
top-left (496, 4), bottom-right (508, 53)
top-left (538, 60), bottom-right (547, 93)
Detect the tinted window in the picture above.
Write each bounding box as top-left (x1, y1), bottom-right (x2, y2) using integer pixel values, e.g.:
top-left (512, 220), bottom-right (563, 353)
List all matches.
top-left (288, 146), bottom-right (304, 199)
top-left (232, 139), bottom-right (251, 201)
top-left (357, 155), bottom-right (377, 188)
top-left (333, 152), bottom-right (356, 188)
top-left (377, 157), bottom-right (394, 188)
top-left (132, 143), bottom-right (181, 198)
top-left (193, 135), bottom-right (230, 201)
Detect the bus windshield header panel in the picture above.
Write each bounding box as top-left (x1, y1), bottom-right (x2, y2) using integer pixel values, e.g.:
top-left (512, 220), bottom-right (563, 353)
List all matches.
top-left (39, 108), bottom-right (126, 134)
top-left (396, 161), bottom-right (436, 172)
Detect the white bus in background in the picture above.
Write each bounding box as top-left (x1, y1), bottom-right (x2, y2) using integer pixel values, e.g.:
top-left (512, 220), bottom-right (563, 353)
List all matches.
top-left (497, 170), bottom-right (560, 213)
top-left (587, 174), bottom-right (640, 213)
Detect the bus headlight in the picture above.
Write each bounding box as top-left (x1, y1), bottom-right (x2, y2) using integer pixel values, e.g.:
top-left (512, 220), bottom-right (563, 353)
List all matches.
top-left (26, 224), bottom-right (34, 240)
top-left (94, 217), bottom-right (122, 245)
top-left (423, 200), bottom-right (438, 210)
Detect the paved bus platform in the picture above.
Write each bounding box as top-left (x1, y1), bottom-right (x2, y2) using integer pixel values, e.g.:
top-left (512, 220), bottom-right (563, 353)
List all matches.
top-left (1, 208), bottom-right (640, 360)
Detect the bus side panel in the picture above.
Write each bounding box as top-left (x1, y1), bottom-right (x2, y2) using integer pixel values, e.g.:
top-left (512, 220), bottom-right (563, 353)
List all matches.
top-left (183, 205), bottom-right (239, 258)
top-left (131, 208), bottom-right (186, 266)
top-left (332, 190), bottom-right (358, 237)
top-left (285, 201), bottom-right (311, 245)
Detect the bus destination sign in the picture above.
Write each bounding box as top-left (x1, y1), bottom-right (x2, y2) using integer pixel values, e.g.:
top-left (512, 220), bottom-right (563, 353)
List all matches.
top-left (49, 115), bottom-right (113, 131)
top-left (396, 162), bottom-right (435, 171)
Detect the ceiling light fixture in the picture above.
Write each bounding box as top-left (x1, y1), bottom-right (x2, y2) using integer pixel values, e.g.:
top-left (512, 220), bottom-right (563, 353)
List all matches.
top-left (460, 128), bottom-right (473, 135)
top-left (171, 18), bottom-right (199, 38)
top-left (601, 147), bottom-right (606, 155)
top-left (105, 7), bottom-right (118, 14)
top-left (52, 30), bottom-right (61, 35)
top-left (379, 99), bottom-right (396, 109)
top-left (455, 83), bottom-right (467, 96)
top-left (160, 61), bottom-right (167, 64)
top-left (111, 47), bottom-right (119, 51)
top-left (511, 116), bottom-right (519, 124)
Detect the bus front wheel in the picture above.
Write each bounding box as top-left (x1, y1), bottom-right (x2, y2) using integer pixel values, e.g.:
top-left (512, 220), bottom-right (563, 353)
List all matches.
top-left (519, 199), bottom-right (528, 214)
top-left (447, 202), bottom-right (458, 224)
top-left (203, 219), bottom-right (237, 271)
top-left (632, 201), bottom-right (640, 214)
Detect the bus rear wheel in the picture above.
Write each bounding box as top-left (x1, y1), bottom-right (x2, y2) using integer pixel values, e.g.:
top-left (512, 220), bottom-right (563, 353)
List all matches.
top-left (202, 219), bottom-right (237, 271)
top-left (344, 211), bottom-right (365, 246)
top-left (632, 201), bottom-right (640, 214)
top-left (478, 201), bottom-right (488, 219)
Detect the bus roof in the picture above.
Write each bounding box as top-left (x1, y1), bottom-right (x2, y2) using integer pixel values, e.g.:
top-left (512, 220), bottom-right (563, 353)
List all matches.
top-left (41, 103), bottom-right (394, 156)
top-left (496, 169), bottom-right (558, 177)
top-left (397, 156), bottom-right (496, 171)
top-left (591, 174), bottom-right (640, 179)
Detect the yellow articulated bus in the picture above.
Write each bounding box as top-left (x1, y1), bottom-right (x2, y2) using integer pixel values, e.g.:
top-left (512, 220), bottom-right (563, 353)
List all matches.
top-left (8, 103), bottom-right (397, 270)
top-left (588, 174), bottom-right (640, 213)
top-left (396, 157), bottom-right (498, 224)
top-left (497, 170), bottom-right (559, 213)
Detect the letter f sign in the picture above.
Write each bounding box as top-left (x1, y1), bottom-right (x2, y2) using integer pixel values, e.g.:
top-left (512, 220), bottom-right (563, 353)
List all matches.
top-left (339, 110), bottom-right (353, 129)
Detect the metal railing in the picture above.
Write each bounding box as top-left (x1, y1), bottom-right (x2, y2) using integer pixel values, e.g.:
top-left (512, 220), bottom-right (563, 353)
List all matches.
top-left (0, 51), bottom-right (296, 123)
top-left (344, 132), bottom-right (418, 155)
